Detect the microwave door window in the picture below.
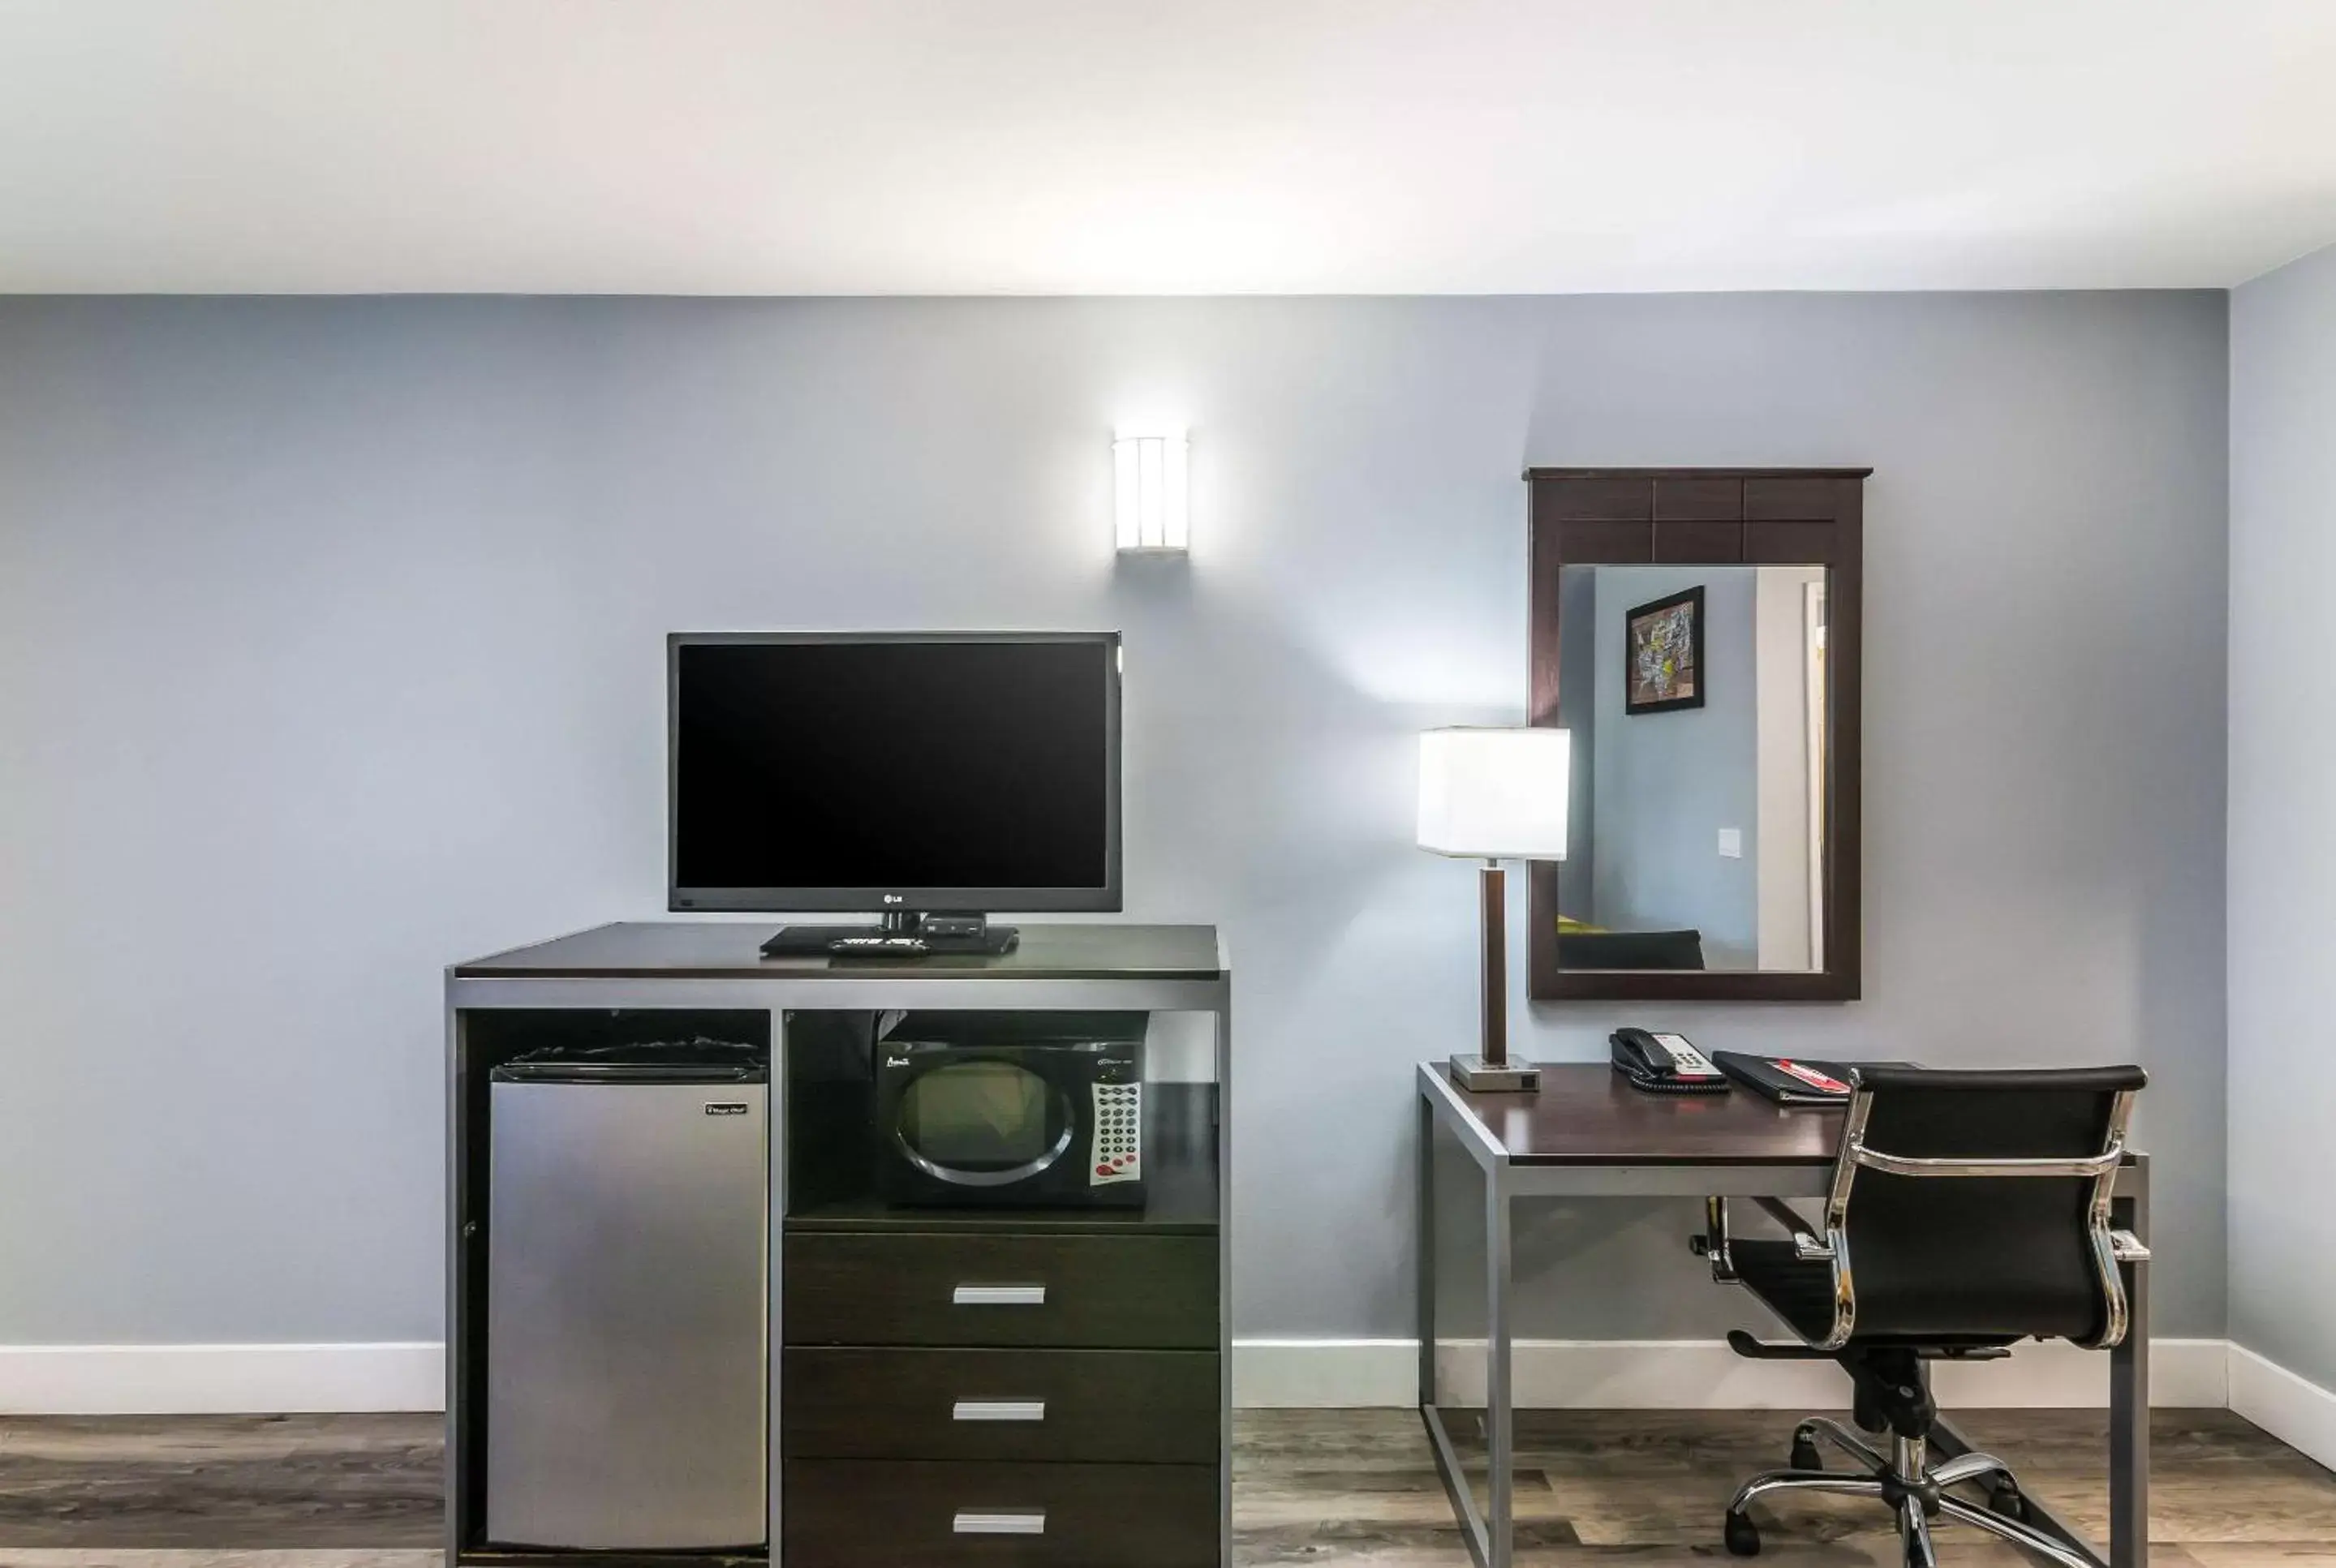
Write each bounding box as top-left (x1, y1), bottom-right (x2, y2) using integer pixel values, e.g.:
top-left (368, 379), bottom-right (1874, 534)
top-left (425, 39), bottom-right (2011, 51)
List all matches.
top-left (899, 1061), bottom-right (1072, 1184)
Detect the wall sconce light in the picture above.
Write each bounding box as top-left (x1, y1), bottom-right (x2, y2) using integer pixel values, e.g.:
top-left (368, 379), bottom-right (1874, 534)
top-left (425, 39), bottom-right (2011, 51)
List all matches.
top-left (1114, 427), bottom-right (1189, 553)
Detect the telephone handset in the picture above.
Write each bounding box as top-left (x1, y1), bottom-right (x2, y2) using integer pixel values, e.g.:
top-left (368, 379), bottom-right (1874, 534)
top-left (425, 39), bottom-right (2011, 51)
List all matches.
top-left (1611, 1028), bottom-right (1730, 1095)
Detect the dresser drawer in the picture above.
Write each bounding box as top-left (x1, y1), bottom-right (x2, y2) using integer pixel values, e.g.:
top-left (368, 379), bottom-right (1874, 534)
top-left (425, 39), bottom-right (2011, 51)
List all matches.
top-left (784, 1458), bottom-right (1217, 1568)
top-left (784, 1231), bottom-right (1216, 1349)
top-left (784, 1347), bottom-right (1218, 1464)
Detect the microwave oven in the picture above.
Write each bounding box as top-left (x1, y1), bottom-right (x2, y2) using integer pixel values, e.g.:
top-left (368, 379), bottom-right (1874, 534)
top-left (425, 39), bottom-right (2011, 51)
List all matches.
top-left (875, 1012), bottom-right (1146, 1209)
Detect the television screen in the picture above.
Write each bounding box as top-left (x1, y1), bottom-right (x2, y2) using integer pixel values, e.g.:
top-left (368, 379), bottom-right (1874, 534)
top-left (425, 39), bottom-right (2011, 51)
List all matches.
top-left (669, 634), bottom-right (1120, 910)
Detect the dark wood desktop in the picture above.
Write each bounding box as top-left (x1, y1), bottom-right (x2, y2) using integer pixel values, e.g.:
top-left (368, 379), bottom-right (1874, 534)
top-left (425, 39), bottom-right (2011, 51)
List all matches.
top-left (1446, 1064), bottom-right (1842, 1166)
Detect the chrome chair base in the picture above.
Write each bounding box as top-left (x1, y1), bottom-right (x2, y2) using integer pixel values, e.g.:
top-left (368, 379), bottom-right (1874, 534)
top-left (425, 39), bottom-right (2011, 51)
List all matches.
top-left (1724, 1422), bottom-right (2095, 1568)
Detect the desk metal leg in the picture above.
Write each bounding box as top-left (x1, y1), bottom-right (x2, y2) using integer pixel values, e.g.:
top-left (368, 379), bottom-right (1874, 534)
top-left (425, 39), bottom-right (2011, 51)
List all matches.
top-left (2110, 1154), bottom-right (2151, 1568)
top-left (1418, 1092), bottom-right (1436, 1410)
top-left (1485, 1172), bottom-right (1513, 1568)
top-left (1416, 1086), bottom-right (1500, 1568)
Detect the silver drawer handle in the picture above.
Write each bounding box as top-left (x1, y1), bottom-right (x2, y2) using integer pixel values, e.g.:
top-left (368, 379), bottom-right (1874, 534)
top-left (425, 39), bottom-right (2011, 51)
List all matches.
top-left (952, 1283), bottom-right (1046, 1307)
top-left (953, 1399), bottom-right (1046, 1422)
top-left (954, 1510), bottom-right (1045, 1535)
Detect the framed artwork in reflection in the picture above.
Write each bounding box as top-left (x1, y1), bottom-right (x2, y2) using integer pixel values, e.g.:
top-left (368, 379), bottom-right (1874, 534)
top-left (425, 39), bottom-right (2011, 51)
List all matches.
top-left (1624, 586), bottom-right (1705, 715)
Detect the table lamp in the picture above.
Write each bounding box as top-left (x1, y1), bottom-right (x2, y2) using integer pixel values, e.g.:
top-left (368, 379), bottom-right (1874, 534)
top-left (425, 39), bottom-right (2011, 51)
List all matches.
top-left (1417, 727), bottom-right (1570, 1092)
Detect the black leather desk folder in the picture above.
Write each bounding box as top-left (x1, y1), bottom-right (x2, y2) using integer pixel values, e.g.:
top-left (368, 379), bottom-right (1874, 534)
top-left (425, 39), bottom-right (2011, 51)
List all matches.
top-left (1710, 1050), bottom-right (1913, 1106)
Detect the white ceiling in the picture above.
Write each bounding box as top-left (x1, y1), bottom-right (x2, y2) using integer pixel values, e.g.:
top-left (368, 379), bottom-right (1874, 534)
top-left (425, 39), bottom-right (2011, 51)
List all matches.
top-left (4, 0), bottom-right (2335, 295)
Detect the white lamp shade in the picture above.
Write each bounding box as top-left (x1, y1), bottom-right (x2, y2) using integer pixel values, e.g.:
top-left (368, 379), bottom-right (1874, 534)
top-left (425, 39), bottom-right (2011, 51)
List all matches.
top-left (1416, 728), bottom-right (1569, 860)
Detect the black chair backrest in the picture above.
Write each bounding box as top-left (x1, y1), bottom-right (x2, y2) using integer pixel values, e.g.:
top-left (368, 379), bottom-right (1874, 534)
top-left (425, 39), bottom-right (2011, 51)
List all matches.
top-left (1831, 1064), bottom-right (2144, 1346)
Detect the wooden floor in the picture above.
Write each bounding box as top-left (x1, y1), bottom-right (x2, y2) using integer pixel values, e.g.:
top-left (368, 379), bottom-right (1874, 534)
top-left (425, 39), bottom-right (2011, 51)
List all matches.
top-left (1245, 1409), bottom-right (2336, 1566)
top-left (0, 1408), bottom-right (2328, 1566)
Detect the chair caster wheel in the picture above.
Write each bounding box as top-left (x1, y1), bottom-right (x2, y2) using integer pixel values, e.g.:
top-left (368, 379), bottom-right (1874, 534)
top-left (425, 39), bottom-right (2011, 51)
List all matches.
top-left (1788, 1433), bottom-right (1823, 1471)
top-left (1724, 1512), bottom-right (1762, 1557)
top-left (1988, 1480), bottom-right (2028, 1522)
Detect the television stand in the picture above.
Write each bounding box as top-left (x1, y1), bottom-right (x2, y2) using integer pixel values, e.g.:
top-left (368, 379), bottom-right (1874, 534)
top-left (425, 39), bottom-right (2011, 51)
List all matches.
top-left (759, 912), bottom-right (1021, 958)
top-left (444, 921), bottom-right (1229, 1566)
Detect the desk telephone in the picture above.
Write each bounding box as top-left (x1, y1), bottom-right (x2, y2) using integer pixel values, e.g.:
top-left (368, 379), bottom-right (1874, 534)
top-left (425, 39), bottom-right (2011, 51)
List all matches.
top-left (1611, 1028), bottom-right (1729, 1094)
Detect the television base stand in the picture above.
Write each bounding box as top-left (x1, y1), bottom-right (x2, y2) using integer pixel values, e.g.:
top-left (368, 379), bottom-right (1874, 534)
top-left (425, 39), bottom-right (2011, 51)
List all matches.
top-left (759, 913), bottom-right (1021, 959)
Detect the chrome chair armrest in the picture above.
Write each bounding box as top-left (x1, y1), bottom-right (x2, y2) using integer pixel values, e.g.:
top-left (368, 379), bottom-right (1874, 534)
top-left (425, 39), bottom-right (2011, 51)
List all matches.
top-left (1752, 1196), bottom-right (1837, 1261)
top-left (2109, 1228), bottom-right (2150, 1263)
top-left (1693, 1196), bottom-right (1738, 1280)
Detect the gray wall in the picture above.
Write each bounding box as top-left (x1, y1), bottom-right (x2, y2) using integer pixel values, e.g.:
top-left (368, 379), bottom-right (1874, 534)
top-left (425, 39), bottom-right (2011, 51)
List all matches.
top-left (1588, 565), bottom-right (1759, 964)
top-left (0, 293), bottom-right (2229, 1347)
top-left (2229, 242), bottom-right (2336, 1389)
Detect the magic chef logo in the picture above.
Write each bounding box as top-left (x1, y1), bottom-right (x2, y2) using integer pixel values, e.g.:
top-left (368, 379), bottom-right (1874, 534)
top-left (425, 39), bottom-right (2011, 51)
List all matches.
top-left (703, 1102), bottom-right (751, 1116)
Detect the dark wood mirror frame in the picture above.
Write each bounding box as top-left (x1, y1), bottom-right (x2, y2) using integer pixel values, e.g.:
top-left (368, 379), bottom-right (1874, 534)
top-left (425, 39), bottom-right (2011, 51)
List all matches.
top-left (1525, 466), bottom-right (1868, 1002)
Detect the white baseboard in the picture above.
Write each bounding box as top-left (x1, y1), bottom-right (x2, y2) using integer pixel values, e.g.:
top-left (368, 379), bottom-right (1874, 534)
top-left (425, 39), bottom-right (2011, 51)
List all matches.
top-left (0, 1343), bottom-right (442, 1415)
top-left (1233, 1339), bottom-right (1420, 1407)
top-left (1230, 1337), bottom-right (2232, 1410)
top-left (2228, 1343), bottom-right (2336, 1471)
top-left (0, 1337), bottom-right (2233, 1416)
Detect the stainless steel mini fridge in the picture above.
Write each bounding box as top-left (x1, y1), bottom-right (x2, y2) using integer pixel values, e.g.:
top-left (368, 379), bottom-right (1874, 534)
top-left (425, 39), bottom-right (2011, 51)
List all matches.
top-left (485, 1045), bottom-right (768, 1550)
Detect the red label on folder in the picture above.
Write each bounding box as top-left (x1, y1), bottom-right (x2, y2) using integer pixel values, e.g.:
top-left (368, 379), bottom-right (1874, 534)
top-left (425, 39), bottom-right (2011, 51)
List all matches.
top-left (1775, 1059), bottom-right (1850, 1094)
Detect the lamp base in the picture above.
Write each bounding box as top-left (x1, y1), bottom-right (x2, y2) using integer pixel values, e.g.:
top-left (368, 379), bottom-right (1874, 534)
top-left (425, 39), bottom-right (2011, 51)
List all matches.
top-left (1448, 1053), bottom-right (1540, 1093)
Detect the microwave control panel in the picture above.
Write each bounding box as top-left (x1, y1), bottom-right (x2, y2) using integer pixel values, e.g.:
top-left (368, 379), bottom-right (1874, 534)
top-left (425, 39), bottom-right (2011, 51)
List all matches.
top-left (1091, 1081), bottom-right (1142, 1184)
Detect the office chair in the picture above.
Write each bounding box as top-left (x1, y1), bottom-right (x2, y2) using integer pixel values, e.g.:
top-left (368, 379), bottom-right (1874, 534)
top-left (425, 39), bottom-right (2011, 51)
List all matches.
top-left (1694, 1065), bottom-right (2149, 1568)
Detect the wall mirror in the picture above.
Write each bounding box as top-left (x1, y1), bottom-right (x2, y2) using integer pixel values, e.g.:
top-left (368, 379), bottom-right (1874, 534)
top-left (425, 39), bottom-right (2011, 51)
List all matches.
top-left (1525, 469), bottom-right (1866, 1001)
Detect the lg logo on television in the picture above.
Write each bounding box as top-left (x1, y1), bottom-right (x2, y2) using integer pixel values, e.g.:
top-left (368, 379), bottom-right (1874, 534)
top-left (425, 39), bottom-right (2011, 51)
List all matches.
top-left (883, 893), bottom-right (903, 904)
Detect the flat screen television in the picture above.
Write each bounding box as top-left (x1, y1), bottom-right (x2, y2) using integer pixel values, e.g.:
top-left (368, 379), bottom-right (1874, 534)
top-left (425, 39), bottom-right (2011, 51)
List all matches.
top-left (668, 632), bottom-right (1122, 923)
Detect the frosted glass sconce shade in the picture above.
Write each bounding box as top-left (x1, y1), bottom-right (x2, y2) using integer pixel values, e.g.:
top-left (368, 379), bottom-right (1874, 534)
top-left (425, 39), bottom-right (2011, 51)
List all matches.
top-left (1114, 428), bottom-right (1189, 552)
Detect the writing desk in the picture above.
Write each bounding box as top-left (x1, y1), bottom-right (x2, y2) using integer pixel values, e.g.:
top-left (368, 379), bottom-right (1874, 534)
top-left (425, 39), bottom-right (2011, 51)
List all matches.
top-left (1415, 1062), bottom-right (2152, 1568)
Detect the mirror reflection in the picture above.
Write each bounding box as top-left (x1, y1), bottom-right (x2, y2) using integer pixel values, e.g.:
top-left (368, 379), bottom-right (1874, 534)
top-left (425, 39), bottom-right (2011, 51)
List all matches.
top-left (1555, 565), bottom-right (1828, 973)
